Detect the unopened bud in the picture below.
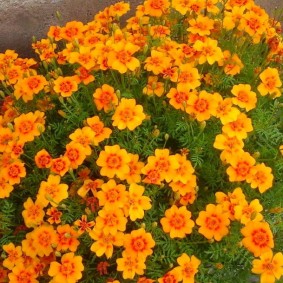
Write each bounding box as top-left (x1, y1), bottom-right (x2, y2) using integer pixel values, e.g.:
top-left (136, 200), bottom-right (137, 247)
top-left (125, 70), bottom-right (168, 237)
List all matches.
top-left (164, 133), bottom-right (169, 141)
top-left (55, 251), bottom-right (61, 257)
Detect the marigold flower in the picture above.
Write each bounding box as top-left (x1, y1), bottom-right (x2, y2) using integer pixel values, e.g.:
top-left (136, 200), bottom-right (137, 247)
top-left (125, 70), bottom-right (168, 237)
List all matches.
top-left (96, 145), bottom-right (130, 179)
top-left (177, 64), bottom-right (201, 91)
top-left (68, 46), bottom-right (96, 70)
top-left (108, 41), bottom-right (140, 74)
top-left (0, 127), bottom-right (14, 152)
top-left (34, 149), bottom-right (52, 168)
top-left (144, 50), bottom-right (171, 75)
top-left (86, 116), bottom-right (112, 145)
top-left (246, 163), bottom-right (274, 193)
top-left (56, 224), bottom-right (80, 252)
top-left (77, 178), bottom-right (104, 198)
top-left (53, 76), bottom-right (78, 97)
top-left (73, 215), bottom-right (95, 235)
top-left (93, 84), bottom-right (118, 112)
top-left (31, 224), bottom-right (57, 257)
top-left (188, 15), bottom-right (215, 36)
top-left (218, 51), bottom-right (244, 76)
top-left (90, 228), bottom-right (124, 258)
top-left (64, 141), bottom-right (87, 169)
top-left (60, 20), bottom-right (85, 41)
top-left (37, 174), bottom-right (68, 207)
top-left (193, 38), bottom-right (223, 65)
top-left (234, 199), bottom-right (263, 224)
top-left (257, 67), bottom-right (282, 98)
top-left (226, 151), bottom-right (256, 182)
top-left (95, 207), bottom-right (127, 235)
top-left (144, 0), bottom-right (170, 17)
top-left (143, 76), bottom-right (165, 97)
top-left (158, 269), bottom-right (182, 283)
top-left (97, 179), bottom-right (128, 209)
top-left (22, 197), bottom-right (45, 228)
top-left (127, 183), bottom-right (152, 221)
top-left (116, 251), bottom-right (146, 279)
top-left (109, 2), bottom-right (130, 17)
top-left (222, 113), bottom-right (253, 139)
top-left (8, 263), bottom-right (38, 283)
top-left (161, 205), bottom-right (195, 238)
top-left (14, 111), bottom-right (45, 143)
top-left (74, 66), bottom-right (95, 85)
top-left (196, 204), bottom-right (230, 241)
top-left (167, 87), bottom-right (192, 111)
top-left (1, 159), bottom-right (26, 185)
top-left (46, 207), bottom-right (62, 224)
top-left (48, 252), bottom-right (84, 283)
top-left (252, 250), bottom-right (283, 283)
top-left (3, 243), bottom-right (22, 270)
top-left (186, 90), bottom-right (218, 122)
top-left (173, 253), bottom-right (201, 283)
top-left (0, 174), bottom-right (14, 198)
top-left (124, 228), bottom-right (155, 258)
top-left (231, 84), bottom-right (257, 111)
top-left (5, 139), bottom-right (24, 159)
top-left (241, 221), bottom-right (274, 257)
top-left (50, 156), bottom-right (71, 177)
top-left (112, 98), bottom-right (146, 131)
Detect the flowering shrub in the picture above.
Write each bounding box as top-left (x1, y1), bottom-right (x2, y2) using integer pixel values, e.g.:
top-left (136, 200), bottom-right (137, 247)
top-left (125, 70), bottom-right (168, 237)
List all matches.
top-left (0, 0), bottom-right (283, 282)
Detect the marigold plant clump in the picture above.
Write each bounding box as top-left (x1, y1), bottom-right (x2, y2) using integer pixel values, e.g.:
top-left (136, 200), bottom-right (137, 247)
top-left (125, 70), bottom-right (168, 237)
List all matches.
top-left (0, 0), bottom-right (283, 282)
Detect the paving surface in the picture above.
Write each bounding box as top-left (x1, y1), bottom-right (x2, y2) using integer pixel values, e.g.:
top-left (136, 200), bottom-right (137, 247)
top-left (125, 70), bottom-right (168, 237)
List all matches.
top-left (0, 0), bottom-right (282, 57)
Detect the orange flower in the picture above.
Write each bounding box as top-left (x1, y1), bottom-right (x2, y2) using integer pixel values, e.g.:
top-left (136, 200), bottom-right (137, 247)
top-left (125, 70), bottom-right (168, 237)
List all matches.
top-left (97, 179), bottom-right (128, 209)
top-left (8, 263), bottom-right (38, 283)
top-left (218, 50), bottom-right (244, 76)
top-left (74, 66), bottom-right (95, 85)
top-left (56, 224), bottom-right (80, 252)
top-left (14, 111), bottom-right (45, 143)
top-left (127, 183), bottom-right (152, 221)
top-left (3, 243), bottom-right (22, 270)
top-left (252, 250), bottom-right (283, 283)
top-left (186, 90), bottom-right (218, 121)
top-left (173, 253), bottom-right (201, 283)
top-left (222, 113), bottom-right (253, 139)
top-left (112, 98), bottom-right (146, 130)
top-left (73, 215), bottom-right (95, 235)
top-left (109, 2), bottom-right (130, 17)
top-left (177, 64), bottom-right (201, 91)
top-left (120, 153), bottom-right (144, 184)
top-left (108, 41), bottom-right (140, 74)
top-left (196, 204), bottom-right (230, 241)
top-left (241, 221), bottom-right (274, 257)
top-left (144, 0), bottom-right (170, 17)
top-left (31, 224), bottom-right (57, 257)
top-left (60, 20), bottom-right (85, 41)
top-left (166, 87), bottom-right (192, 111)
top-left (172, 154), bottom-right (195, 184)
top-left (5, 139), bottom-right (24, 159)
top-left (143, 76), bottom-right (165, 97)
top-left (188, 15), bottom-right (215, 36)
top-left (257, 67), bottom-right (282, 98)
top-left (34, 149), bottom-right (52, 168)
top-left (193, 38), bottom-right (223, 65)
top-left (226, 151), bottom-right (256, 182)
top-left (68, 46), bottom-right (96, 70)
top-left (161, 205), bottom-right (195, 238)
top-left (69, 126), bottom-right (95, 155)
top-left (144, 50), bottom-right (171, 75)
top-left (48, 252), bottom-right (84, 283)
top-left (116, 251), bottom-right (146, 279)
top-left (143, 148), bottom-right (180, 183)
top-left (231, 84), bottom-right (257, 111)
top-left (1, 159), bottom-right (26, 185)
top-left (89, 228), bottom-right (124, 258)
top-left (124, 228), bottom-right (155, 258)
top-left (77, 178), bottom-right (104, 198)
top-left (86, 116), bottom-right (112, 145)
top-left (64, 141), bottom-right (87, 169)
top-left (158, 269), bottom-right (182, 283)
top-left (53, 76), bottom-right (78, 97)
top-left (96, 145), bottom-right (130, 179)
top-left (22, 75), bottom-right (48, 95)
top-left (0, 127), bottom-right (14, 152)
top-left (37, 174), bottom-right (68, 207)
top-left (95, 207), bottom-right (127, 235)
top-left (50, 156), bottom-right (71, 176)
top-left (246, 163), bottom-right (274, 193)
top-left (46, 207), bottom-right (62, 224)
top-left (93, 84), bottom-right (118, 112)
top-left (22, 197), bottom-right (45, 228)
top-left (0, 174), bottom-right (14, 198)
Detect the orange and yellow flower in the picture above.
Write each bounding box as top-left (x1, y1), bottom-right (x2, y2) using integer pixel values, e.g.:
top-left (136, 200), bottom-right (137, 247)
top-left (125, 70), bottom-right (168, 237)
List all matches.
top-left (22, 197), bottom-right (45, 228)
top-left (93, 84), bottom-right (118, 112)
top-left (53, 76), bottom-right (78, 97)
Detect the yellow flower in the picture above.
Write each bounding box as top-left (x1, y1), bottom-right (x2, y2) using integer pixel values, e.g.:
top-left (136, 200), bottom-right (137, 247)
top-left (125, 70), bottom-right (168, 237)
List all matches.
top-left (173, 253), bottom-right (201, 283)
top-left (96, 144), bottom-right (130, 179)
top-left (112, 98), bottom-right (146, 130)
top-left (3, 243), bottom-right (22, 270)
top-left (196, 204), bottom-right (230, 241)
top-left (257, 67), bottom-right (282, 98)
top-left (234, 199), bottom-right (263, 224)
top-left (188, 15), bottom-right (215, 36)
top-left (126, 183), bottom-right (152, 221)
top-left (48, 252), bottom-right (84, 283)
top-left (116, 251), bottom-right (146, 279)
top-left (231, 84), bottom-right (257, 111)
top-left (241, 221), bottom-right (274, 257)
top-left (22, 197), bottom-right (45, 228)
top-left (53, 76), bottom-right (78, 97)
top-left (8, 263), bottom-right (38, 283)
top-left (161, 205), bottom-right (195, 238)
top-left (252, 250), bottom-right (283, 283)
top-left (144, 0), bottom-right (170, 17)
